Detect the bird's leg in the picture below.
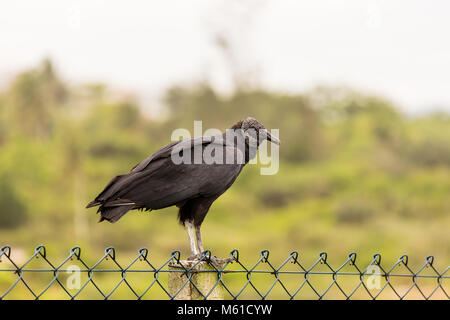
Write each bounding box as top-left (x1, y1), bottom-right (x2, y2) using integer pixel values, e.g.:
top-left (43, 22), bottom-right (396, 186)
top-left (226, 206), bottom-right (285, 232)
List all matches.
top-left (186, 221), bottom-right (200, 260)
top-left (195, 224), bottom-right (234, 266)
top-left (195, 225), bottom-right (205, 254)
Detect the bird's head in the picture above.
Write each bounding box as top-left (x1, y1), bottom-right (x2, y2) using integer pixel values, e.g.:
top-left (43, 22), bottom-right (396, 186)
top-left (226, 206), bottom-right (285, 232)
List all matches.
top-left (232, 117), bottom-right (280, 146)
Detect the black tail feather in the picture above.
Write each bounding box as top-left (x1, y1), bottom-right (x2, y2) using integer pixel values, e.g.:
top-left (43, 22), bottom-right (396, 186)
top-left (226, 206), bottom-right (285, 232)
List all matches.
top-left (86, 200), bottom-right (101, 208)
top-left (98, 204), bottom-right (134, 223)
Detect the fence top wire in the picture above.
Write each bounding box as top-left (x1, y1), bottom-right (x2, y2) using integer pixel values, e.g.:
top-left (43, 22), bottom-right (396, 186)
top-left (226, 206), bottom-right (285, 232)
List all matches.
top-left (0, 245), bottom-right (448, 300)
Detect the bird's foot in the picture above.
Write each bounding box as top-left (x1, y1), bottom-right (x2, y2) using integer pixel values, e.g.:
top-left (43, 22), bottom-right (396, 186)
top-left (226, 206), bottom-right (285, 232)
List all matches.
top-left (186, 254), bottom-right (234, 267)
top-left (209, 255), bottom-right (234, 267)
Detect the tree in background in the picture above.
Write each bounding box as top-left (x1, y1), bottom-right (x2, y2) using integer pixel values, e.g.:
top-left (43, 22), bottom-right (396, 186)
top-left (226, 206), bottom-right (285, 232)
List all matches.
top-left (4, 59), bottom-right (67, 139)
top-left (0, 176), bottom-right (27, 229)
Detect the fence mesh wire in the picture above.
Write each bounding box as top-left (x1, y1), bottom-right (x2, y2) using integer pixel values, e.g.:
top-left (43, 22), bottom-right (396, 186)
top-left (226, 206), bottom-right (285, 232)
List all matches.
top-left (0, 245), bottom-right (448, 300)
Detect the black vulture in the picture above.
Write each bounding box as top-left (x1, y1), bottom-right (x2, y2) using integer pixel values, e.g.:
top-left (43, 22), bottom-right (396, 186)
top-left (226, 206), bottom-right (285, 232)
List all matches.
top-left (86, 117), bottom-right (280, 260)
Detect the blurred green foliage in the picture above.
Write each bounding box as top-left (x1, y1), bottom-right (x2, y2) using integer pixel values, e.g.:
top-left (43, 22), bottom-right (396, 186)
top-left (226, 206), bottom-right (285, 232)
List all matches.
top-left (0, 175), bottom-right (27, 228)
top-left (0, 60), bottom-right (449, 299)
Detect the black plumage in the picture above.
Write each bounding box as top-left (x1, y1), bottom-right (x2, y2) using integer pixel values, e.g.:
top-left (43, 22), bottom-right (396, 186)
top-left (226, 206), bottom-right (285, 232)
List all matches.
top-left (86, 117), bottom-right (279, 258)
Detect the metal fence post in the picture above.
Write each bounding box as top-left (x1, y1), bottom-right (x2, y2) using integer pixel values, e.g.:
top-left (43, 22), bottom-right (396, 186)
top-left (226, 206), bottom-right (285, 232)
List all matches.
top-left (168, 260), bottom-right (225, 300)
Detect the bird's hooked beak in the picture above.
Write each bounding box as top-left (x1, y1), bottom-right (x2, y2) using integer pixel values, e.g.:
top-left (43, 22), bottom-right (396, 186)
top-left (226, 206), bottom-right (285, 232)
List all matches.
top-left (264, 129), bottom-right (280, 146)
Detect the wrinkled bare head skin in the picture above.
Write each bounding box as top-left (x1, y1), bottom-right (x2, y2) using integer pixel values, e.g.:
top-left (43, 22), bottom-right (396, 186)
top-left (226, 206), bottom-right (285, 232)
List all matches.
top-left (232, 117), bottom-right (280, 146)
top-left (241, 117), bottom-right (266, 131)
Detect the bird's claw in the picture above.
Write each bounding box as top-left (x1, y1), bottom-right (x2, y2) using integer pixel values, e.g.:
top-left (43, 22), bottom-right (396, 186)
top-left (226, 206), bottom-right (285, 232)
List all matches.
top-left (186, 254), bottom-right (234, 266)
top-left (209, 255), bottom-right (234, 266)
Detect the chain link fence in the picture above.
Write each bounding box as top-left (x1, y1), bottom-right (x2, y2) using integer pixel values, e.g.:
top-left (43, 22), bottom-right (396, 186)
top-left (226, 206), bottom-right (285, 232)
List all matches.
top-left (0, 245), bottom-right (448, 300)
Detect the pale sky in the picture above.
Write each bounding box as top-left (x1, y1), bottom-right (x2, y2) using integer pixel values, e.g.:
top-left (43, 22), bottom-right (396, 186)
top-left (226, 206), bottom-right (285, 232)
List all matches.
top-left (1, 0), bottom-right (449, 114)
